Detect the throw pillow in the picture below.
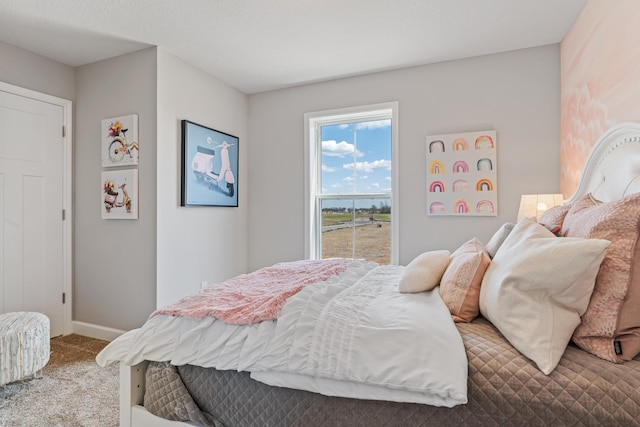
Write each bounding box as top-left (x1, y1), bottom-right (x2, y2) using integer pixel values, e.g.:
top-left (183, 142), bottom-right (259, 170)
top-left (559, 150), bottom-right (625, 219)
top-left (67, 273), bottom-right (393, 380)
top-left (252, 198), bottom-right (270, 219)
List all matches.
top-left (538, 202), bottom-right (572, 227)
top-left (399, 250), bottom-right (451, 293)
top-left (485, 222), bottom-right (515, 258)
top-left (561, 192), bottom-right (640, 362)
top-left (439, 238), bottom-right (490, 323)
top-left (479, 218), bottom-right (610, 374)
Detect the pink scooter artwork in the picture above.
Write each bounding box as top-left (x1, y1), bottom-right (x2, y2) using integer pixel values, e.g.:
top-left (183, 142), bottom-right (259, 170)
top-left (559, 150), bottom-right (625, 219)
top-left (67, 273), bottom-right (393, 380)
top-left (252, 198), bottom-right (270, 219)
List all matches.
top-left (191, 137), bottom-right (236, 197)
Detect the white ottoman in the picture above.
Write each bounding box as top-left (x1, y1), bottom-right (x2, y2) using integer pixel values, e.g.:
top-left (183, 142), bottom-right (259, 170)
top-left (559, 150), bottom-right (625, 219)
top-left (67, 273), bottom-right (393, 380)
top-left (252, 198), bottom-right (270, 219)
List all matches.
top-left (0, 312), bottom-right (50, 386)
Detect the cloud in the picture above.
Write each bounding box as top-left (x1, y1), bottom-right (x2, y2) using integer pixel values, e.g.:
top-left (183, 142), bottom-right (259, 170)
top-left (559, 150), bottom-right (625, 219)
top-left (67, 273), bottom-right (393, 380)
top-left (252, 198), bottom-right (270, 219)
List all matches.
top-left (356, 119), bottom-right (391, 130)
top-left (366, 183), bottom-right (391, 193)
top-left (322, 140), bottom-right (364, 157)
top-left (322, 164), bottom-right (336, 172)
top-left (322, 182), bottom-right (343, 193)
top-left (343, 159), bottom-right (391, 173)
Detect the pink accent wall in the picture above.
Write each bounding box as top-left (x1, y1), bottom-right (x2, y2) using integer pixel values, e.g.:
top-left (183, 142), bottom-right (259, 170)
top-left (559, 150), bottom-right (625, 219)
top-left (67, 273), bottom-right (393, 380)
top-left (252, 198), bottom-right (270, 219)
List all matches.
top-left (560, 0), bottom-right (640, 197)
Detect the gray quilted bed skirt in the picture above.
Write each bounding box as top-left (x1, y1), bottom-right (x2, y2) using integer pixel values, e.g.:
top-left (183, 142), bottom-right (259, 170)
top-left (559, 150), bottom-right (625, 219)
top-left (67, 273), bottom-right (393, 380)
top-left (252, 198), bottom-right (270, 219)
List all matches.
top-left (144, 317), bottom-right (640, 426)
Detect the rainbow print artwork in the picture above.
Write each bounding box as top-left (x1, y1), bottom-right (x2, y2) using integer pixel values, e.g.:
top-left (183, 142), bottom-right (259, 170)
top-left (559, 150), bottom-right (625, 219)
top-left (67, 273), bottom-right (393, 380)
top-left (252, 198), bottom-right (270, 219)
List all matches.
top-left (454, 199), bottom-right (470, 214)
top-left (453, 180), bottom-right (468, 192)
top-left (475, 178), bottom-right (494, 191)
top-left (429, 181), bottom-right (445, 192)
top-left (426, 130), bottom-right (497, 216)
top-left (452, 160), bottom-right (469, 173)
top-left (476, 200), bottom-right (495, 214)
top-left (429, 160), bottom-right (445, 174)
top-left (453, 138), bottom-right (469, 151)
top-left (475, 135), bottom-right (495, 149)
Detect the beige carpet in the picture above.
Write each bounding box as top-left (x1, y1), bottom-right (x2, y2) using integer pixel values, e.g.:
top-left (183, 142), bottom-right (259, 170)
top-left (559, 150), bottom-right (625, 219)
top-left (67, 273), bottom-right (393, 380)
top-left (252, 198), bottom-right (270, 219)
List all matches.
top-left (0, 334), bottom-right (118, 427)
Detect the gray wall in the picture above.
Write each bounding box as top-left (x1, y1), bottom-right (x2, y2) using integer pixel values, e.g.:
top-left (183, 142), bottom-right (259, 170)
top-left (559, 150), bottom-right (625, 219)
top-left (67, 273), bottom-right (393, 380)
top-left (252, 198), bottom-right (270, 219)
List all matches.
top-left (156, 49), bottom-right (249, 308)
top-left (74, 48), bottom-right (158, 330)
top-left (2, 40), bottom-right (563, 332)
top-left (0, 41), bottom-right (74, 100)
top-left (248, 45), bottom-right (562, 269)
top-left (2, 42), bottom-right (249, 331)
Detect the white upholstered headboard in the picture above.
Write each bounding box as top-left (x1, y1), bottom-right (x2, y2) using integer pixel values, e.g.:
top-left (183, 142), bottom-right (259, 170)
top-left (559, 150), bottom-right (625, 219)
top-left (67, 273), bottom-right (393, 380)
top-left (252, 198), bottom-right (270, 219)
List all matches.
top-left (566, 122), bottom-right (640, 204)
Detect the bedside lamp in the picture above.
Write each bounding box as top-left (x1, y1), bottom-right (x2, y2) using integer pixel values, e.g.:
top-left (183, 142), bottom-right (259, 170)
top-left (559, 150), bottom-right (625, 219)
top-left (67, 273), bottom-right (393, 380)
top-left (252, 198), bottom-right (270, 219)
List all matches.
top-left (517, 194), bottom-right (564, 222)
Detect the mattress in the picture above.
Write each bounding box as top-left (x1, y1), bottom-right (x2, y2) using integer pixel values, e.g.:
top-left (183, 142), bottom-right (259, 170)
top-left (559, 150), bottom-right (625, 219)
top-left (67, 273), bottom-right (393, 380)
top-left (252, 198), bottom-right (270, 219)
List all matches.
top-left (144, 317), bottom-right (640, 426)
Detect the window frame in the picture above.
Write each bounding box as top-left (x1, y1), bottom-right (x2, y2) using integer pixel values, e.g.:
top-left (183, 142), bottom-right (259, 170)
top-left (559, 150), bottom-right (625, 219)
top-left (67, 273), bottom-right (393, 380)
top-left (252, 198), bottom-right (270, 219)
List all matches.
top-left (304, 102), bottom-right (399, 264)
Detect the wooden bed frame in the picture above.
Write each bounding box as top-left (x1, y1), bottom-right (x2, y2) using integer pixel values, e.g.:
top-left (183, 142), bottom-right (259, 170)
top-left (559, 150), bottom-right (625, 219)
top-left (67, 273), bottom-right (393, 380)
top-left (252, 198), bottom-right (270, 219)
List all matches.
top-left (117, 122), bottom-right (640, 427)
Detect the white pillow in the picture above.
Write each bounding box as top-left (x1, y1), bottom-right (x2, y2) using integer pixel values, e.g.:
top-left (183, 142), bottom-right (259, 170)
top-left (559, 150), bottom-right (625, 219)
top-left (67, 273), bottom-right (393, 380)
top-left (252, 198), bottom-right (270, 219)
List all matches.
top-left (479, 218), bottom-right (610, 374)
top-left (399, 250), bottom-right (451, 293)
top-left (484, 222), bottom-right (515, 258)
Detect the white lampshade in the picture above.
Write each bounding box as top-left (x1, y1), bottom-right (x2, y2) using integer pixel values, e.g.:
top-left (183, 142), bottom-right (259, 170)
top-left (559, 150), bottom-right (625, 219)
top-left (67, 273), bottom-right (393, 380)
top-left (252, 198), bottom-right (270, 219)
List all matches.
top-left (517, 194), bottom-right (564, 221)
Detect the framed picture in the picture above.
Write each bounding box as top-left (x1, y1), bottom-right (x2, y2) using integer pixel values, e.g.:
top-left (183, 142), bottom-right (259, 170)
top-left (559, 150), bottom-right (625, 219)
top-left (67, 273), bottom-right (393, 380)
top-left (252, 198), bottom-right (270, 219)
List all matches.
top-left (181, 120), bottom-right (238, 207)
top-left (101, 114), bottom-right (139, 167)
top-left (426, 130), bottom-right (498, 216)
top-left (101, 169), bottom-right (138, 219)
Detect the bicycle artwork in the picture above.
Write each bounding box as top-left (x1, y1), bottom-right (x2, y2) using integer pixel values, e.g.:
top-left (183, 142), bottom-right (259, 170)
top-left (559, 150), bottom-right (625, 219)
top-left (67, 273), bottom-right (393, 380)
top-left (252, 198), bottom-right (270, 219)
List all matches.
top-left (101, 114), bottom-right (139, 167)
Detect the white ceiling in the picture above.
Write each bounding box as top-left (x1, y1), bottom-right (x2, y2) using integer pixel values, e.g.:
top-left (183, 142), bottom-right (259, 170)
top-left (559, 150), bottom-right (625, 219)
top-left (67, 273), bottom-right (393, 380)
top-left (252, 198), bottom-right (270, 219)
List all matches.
top-left (0, 0), bottom-right (587, 94)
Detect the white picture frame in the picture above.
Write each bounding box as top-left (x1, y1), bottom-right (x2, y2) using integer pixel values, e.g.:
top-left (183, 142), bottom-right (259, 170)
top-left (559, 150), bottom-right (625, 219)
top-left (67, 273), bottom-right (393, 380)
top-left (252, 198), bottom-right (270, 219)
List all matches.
top-left (426, 130), bottom-right (498, 216)
top-left (101, 114), bottom-right (139, 167)
top-left (101, 169), bottom-right (138, 219)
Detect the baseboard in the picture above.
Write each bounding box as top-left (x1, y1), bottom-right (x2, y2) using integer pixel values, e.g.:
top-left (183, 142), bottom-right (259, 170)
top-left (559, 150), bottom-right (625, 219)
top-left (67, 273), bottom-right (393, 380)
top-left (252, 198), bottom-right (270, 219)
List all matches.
top-left (71, 320), bottom-right (126, 342)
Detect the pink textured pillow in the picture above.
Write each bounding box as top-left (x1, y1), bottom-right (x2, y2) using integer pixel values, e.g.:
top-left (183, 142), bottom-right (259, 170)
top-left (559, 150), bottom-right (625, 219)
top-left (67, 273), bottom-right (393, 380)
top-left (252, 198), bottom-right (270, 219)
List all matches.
top-left (538, 202), bottom-right (572, 227)
top-left (562, 193), bottom-right (640, 362)
top-left (439, 238), bottom-right (491, 323)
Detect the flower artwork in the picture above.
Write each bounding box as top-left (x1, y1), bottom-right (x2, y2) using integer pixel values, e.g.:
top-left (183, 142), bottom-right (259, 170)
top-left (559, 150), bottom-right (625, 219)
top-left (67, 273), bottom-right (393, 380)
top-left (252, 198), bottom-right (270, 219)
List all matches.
top-left (101, 114), bottom-right (139, 167)
top-left (426, 130), bottom-right (498, 216)
top-left (101, 169), bottom-right (138, 219)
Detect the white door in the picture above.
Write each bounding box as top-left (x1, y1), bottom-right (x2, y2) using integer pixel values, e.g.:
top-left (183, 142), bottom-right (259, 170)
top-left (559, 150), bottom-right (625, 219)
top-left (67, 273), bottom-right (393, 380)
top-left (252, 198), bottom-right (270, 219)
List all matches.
top-left (0, 89), bottom-right (65, 336)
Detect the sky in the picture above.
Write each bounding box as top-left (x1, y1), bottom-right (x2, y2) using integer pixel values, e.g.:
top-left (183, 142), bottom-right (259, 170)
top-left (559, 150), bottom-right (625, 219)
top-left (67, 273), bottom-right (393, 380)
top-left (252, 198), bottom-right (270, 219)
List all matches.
top-left (320, 119), bottom-right (391, 207)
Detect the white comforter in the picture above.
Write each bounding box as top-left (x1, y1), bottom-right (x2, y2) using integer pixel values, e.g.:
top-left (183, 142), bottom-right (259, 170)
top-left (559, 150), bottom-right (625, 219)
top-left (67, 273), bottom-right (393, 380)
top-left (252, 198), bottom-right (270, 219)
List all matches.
top-left (96, 262), bottom-right (468, 407)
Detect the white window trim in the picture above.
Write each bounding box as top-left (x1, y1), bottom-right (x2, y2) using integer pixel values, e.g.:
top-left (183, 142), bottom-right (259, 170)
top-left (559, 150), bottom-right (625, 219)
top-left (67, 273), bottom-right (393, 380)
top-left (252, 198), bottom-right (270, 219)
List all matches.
top-left (303, 101), bottom-right (399, 264)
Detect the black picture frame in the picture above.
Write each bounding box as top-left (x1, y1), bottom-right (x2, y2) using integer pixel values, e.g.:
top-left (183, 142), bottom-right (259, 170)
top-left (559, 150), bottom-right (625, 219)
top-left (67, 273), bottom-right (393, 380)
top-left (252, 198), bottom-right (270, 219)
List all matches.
top-left (180, 120), bottom-right (239, 207)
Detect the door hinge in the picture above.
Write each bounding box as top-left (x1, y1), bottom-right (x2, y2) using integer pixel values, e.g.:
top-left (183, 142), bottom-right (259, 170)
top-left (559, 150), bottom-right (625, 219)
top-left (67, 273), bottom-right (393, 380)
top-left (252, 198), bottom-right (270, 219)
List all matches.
top-left (62, 126), bottom-right (66, 137)
top-left (62, 209), bottom-right (66, 220)
top-left (62, 292), bottom-right (66, 304)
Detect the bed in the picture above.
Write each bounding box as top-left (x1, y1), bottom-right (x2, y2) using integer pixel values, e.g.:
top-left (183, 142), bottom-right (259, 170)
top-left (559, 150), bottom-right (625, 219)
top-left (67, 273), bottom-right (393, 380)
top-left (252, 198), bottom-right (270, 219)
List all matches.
top-left (97, 122), bottom-right (640, 427)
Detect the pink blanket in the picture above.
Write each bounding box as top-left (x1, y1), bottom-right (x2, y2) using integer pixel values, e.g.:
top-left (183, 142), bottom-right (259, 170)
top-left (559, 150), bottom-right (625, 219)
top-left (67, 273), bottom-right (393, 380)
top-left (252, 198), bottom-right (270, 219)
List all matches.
top-left (152, 258), bottom-right (351, 325)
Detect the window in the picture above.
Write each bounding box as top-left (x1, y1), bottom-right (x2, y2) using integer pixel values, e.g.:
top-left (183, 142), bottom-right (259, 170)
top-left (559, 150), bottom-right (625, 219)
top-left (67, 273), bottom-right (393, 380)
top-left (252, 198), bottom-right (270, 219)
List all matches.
top-left (304, 102), bottom-right (398, 264)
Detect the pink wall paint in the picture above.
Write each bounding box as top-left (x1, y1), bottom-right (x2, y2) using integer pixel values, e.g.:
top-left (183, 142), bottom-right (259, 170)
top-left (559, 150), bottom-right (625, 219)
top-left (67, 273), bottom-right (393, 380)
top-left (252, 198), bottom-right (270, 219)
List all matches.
top-left (560, 0), bottom-right (640, 197)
